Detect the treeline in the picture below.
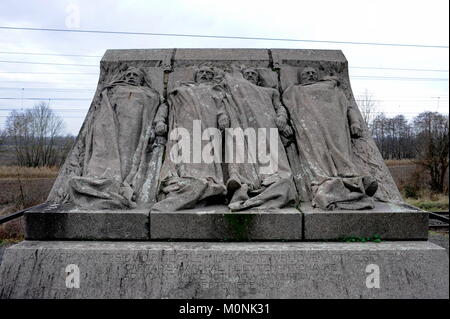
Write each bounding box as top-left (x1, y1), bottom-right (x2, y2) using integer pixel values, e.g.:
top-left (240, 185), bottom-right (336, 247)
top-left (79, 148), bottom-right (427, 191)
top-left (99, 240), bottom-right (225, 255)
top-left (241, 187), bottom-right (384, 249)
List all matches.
top-left (0, 102), bottom-right (75, 167)
top-left (369, 111), bottom-right (449, 193)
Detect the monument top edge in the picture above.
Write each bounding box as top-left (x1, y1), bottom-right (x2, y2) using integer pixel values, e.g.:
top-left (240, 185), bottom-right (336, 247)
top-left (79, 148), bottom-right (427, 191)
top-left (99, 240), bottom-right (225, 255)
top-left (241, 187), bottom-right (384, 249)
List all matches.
top-left (101, 48), bottom-right (347, 63)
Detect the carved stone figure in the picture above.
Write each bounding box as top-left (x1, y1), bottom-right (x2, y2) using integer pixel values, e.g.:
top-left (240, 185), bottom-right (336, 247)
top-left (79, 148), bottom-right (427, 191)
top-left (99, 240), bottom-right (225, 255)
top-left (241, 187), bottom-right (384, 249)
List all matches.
top-left (68, 67), bottom-right (168, 209)
top-left (223, 66), bottom-right (297, 211)
top-left (282, 67), bottom-right (378, 210)
top-left (152, 65), bottom-right (230, 211)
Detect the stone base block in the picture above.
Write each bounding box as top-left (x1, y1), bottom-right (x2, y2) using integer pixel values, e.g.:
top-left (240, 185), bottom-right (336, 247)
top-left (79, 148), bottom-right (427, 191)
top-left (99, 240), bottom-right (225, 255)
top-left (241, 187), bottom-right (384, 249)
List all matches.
top-left (0, 241), bottom-right (447, 299)
top-left (24, 203), bottom-right (149, 240)
top-left (150, 206), bottom-right (302, 240)
top-left (301, 202), bottom-right (428, 240)
top-left (24, 202), bottom-right (428, 242)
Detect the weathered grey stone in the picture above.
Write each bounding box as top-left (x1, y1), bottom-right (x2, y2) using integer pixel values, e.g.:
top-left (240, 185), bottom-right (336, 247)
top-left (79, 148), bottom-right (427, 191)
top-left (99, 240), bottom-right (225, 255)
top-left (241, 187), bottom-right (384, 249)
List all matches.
top-left (47, 48), bottom-right (404, 222)
top-left (150, 205), bottom-right (302, 240)
top-left (275, 49), bottom-right (402, 205)
top-left (47, 65), bottom-right (168, 206)
top-left (271, 49), bottom-right (347, 67)
top-left (24, 203), bottom-right (149, 240)
top-left (283, 67), bottom-right (379, 209)
top-left (0, 241), bottom-right (447, 299)
top-left (101, 49), bottom-right (175, 69)
top-left (302, 202), bottom-right (428, 240)
top-left (174, 48), bottom-right (270, 67)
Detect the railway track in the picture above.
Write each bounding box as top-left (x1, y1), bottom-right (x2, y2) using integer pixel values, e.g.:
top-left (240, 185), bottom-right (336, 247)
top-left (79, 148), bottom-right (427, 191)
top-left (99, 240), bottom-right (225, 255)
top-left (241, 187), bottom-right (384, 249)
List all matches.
top-left (429, 211), bottom-right (449, 231)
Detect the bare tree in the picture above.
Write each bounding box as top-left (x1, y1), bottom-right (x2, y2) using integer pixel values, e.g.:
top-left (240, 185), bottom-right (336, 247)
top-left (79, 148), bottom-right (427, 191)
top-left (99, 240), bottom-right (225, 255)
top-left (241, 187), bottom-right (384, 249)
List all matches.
top-left (0, 127), bottom-right (5, 147)
top-left (357, 89), bottom-right (378, 127)
top-left (4, 102), bottom-right (66, 167)
top-left (413, 112), bottom-right (449, 193)
top-left (371, 113), bottom-right (416, 160)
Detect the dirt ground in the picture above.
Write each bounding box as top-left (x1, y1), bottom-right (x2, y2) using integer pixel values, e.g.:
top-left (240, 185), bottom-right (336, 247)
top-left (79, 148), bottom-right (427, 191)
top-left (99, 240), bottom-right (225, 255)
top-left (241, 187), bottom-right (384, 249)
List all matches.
top-left (0, 178), bottom-right (55, 206)
top-left (0, 178), bottom-right (55, 238)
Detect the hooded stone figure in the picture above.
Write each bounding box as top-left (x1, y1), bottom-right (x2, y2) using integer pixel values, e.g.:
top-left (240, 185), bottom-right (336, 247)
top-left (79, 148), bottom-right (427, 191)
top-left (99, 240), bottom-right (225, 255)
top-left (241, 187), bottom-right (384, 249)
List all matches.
top-left (222, 66), bottom-right (297, 211)
top-left (152, 65), bottom-right (230, 212)
top-left (282, 67), bottom-right (378, 210)
top-left (68, 66), bottom-right (168, 209)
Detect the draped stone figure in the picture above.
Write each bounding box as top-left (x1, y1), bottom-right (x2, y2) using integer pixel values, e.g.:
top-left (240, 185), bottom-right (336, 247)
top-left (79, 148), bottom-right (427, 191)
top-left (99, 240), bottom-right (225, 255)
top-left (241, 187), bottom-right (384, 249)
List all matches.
top-left (223, 66), bottom-right (297, 211)
top-left (152, 65), bottom-right (230, 212)
top-left (68, 67), bottom-right (168, 209)
top-left (282, 67), bottom-right (378, 210)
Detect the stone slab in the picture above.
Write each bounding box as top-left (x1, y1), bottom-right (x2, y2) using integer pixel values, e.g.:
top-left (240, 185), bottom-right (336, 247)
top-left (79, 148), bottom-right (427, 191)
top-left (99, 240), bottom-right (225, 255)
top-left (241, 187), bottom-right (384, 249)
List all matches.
top-left (174, 48), bottom-right (270, 67)
top-left (24, 203), bottom-right (150, 240)
top-left (150, 206), bottom-right (302, 241)
top-left (271, 49), bottom-right (347, 64)
top-left (101, 49), bottom-right (175, 63)
top-left (302, 202), bottom-right (428, 241)
top-left (0, 241), bottom-right (447, 299)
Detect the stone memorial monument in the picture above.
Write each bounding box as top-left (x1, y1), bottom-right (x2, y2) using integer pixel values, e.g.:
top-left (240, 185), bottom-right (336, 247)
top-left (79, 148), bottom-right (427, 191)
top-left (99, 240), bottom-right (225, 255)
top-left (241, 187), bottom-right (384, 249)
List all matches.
top-left (0, 49), bottom-right (447, 299)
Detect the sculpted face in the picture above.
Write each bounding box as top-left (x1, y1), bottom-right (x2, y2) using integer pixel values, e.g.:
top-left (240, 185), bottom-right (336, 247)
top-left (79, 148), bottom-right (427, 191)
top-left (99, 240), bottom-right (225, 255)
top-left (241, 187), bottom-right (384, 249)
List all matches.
top-left (300, 67), bottom-right (318, 85)
top-left (123, 70), bottom-right (143, 86)
top-left (243, 68), bottom-right (259, 85)
top-left (195, 66), bottom-right (215, 83)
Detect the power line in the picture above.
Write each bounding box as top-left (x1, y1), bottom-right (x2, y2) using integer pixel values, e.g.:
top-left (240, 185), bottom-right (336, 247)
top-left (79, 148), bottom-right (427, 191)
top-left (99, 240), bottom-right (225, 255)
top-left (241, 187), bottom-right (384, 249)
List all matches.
top-left (0, 50), bottom-right (449, 73)
top-left (0, 60), bottom-right (97, 67)
top-left (0, 108), bottom-right (88, 112)
top-left (0, 97), bottom-right (90, 101)
top-left (0, 115), bottom-right (86, 118)
top-left (0, 71), bottom-right (98, 75)
top-left (0, 73), bottom-right (447, 82)
top-left (0, 26), bottom-right (448, 49)
top-left (0, 81), bottom-right (97, 85)
top-left (1, 66), bottom-right (448, 74)
top-left (352, 76), bottom-right (448, 81)
top-left (0, 88), bottom-right (448, 101)
top-left (0, 51), bottom-right (102, 58)
top-left (351, 66), bottom-right (449, 72)
top-left (0, 87), bottom-right (95, 92)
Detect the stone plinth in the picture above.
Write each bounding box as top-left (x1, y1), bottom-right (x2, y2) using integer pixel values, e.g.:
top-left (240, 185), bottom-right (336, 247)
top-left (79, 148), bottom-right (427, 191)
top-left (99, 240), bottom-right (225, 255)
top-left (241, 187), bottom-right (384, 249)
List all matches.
top-left (24, 202), bottom-right (429, 241)
top-left (301, 202), bottom-right (428, 241)
top-left (24, 203), bottom-right (149, 240)
top-left (0, 241), bottom-right (447, 299)
top-left (150, 206), bottom-right (302, 241)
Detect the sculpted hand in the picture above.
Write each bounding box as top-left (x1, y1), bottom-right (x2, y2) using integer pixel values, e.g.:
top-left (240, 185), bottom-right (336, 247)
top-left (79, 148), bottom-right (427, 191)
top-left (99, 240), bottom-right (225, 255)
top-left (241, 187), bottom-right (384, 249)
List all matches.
top-left (282, 125), bottom-right (294, 137)
top-left (155, 121), bottom-right (167, 135)
top-left (275, 116), bottom-right (287, 131)
top-left (218, 115), bottom-right (230, 130)
top-left (350, 123), bottom-right (363, 138)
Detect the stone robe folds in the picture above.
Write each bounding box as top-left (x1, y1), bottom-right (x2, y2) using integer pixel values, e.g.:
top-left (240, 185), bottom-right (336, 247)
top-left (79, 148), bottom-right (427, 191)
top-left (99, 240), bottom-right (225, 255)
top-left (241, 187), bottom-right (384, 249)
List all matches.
top-left (69, 81), bottom-right (165, 209)
top-left (282, 78), bottom-right (373, 210)
top-left (152, 82), bottom-right (227, 212)
top-left (224, 73), bottom-right (297, 210)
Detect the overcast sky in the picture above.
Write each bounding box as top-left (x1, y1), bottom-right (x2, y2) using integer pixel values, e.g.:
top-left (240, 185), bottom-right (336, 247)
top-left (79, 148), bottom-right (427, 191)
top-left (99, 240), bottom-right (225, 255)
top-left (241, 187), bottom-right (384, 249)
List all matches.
top-left (0, 0), bottom-right (448, 135)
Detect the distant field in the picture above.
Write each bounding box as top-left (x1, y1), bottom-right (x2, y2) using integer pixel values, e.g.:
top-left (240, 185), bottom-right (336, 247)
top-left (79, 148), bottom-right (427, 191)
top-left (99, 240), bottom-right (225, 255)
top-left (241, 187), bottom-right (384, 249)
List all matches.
top-left (0, 177), bottom-right (56, 206)
top-left (0, 166), bottom-right (59, 179)
top-left (0, 155), bottom-right (447, 239)
top-left (385, 159), bottom-right (449, 191)
top-left (384, 159), bottom-right (415, 167)
top-left (0, 177), bottom-right (56, 239)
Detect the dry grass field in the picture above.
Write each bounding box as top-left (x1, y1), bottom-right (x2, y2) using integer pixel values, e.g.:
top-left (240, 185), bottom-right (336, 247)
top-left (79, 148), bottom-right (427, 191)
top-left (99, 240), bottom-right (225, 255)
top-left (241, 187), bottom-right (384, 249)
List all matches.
top-left (0, 159), bottom-right (447, 239)
top-left (0, 166), bottom-right (59, 179)
top-left (0, 166), bottom-right (58, 239)
top-left (385, 159), bottom-right (449, 212)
